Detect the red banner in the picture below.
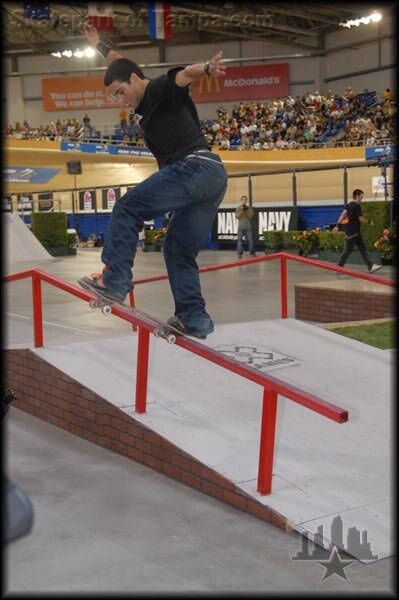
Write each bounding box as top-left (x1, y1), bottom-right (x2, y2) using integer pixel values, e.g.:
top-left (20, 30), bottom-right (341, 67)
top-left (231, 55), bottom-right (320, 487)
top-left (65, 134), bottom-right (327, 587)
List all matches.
top-left (191, 63), bottom-right (289, 103)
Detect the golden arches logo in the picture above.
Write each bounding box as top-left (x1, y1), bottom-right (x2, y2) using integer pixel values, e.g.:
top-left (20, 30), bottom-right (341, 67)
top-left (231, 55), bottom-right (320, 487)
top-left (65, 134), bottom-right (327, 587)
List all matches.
top-left (198, 75), bottom-right (221, 94)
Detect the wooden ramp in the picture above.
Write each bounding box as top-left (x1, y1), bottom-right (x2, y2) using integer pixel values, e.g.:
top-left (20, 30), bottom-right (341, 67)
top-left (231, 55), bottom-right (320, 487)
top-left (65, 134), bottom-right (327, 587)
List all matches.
top-left (4, 319), bottom-right (393, 563)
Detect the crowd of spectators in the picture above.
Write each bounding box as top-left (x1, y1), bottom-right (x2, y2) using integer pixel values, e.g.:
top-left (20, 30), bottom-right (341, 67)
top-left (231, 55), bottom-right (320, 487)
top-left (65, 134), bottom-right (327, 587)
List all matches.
top-left (2, 115), bottom-right (97, 142)
top-left (3, 87), bottom-right (395, 150)
top-left (202, 87), bottom-right (396, 150)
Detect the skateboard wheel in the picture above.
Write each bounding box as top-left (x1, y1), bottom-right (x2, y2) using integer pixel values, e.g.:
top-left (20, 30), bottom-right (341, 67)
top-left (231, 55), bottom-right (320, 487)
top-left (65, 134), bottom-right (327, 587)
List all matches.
top-left (89, 299), bottom-right (99, 310)
top-left (154, 328), bottom-right (161, 337)
top-left (167, 334), bottom-right (176, 344)
top-left (102, 305), bottom-right (112, 315)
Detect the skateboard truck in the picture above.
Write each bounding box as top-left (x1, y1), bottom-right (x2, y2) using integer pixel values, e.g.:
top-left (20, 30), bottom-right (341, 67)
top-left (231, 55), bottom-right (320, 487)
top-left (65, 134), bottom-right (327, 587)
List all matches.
top-left (153, 326), bottom-right (177, 344)
top-left (78, 278), bottom-right (181, 344)
top-left (88, 298), bottom-right (177, 343)
top-left (88, 297), bottom-right (113, 316)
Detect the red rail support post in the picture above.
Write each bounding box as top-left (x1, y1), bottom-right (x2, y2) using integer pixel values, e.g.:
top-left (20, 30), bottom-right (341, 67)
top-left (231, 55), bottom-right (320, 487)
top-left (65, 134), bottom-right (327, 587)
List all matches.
top-left (135, 327), bottom-right (150, 413)
top-left (280, 254), bottom-right (288, 319)
top-left (257, 388), bottom-right (278, 495)
top-left (129, 290), bottom-right (137, 332)
top-left (32, 274), bottom-right (44, 347)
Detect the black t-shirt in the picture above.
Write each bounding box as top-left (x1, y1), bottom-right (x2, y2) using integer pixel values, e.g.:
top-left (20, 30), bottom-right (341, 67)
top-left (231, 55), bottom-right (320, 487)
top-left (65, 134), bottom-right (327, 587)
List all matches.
top-left (343, 201), bottom-right (362, 235)
top-left (135, 67), bottom-right (209, 168)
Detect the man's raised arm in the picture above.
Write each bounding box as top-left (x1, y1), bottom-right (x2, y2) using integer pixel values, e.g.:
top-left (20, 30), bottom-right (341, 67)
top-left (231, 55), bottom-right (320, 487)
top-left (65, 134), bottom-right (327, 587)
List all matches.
top-left (174, 51), bottom-right (226, 87)
top-left (81, 23), bottom-right (123, 62)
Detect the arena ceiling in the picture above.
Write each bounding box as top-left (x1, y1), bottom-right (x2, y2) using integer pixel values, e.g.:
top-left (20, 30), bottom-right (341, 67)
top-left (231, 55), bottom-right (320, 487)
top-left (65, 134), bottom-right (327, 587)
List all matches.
top-left (2, 2), bottom-right (395, 59)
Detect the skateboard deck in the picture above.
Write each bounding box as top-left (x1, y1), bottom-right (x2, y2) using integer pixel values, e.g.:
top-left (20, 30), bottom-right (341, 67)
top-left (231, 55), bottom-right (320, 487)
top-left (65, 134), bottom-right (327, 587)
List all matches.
top-left (78, 278), bottom-right (183, 344)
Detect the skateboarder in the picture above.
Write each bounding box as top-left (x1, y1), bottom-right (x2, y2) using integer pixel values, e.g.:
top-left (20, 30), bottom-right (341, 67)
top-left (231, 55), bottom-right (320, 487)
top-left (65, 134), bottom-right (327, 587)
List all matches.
top-left (80, 24), bottom-right (228, 338)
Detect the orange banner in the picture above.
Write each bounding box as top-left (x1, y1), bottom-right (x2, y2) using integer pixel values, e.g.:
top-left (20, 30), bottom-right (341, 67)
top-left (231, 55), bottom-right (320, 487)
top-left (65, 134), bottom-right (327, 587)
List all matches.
top-left (42, 76), bottom-right (119, 111)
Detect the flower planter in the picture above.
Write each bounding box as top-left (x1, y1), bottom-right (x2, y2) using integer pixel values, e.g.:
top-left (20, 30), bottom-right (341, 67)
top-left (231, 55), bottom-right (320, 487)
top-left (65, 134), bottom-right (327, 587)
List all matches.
top-left (381, 257), bottom-right (393, 266)
top-left (264, 248), bottom-right (283, 255)
top-left (264, 249), bottom-right (299, 255)
top-left (318, 250), bottom-right (381, 265)
top-left (47, 246), bottom-right (70, 257)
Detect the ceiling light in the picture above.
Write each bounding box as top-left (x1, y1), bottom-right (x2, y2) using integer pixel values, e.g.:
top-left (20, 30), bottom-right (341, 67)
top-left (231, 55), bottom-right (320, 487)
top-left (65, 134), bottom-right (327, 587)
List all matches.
top-left (73, 49), bottom-right (84, 58)
top-left (84, 47), bottom-right (96, 57)
top-left (370, 12), bottom-right (382, 23)
top-left (62, 50), bottom-right (73, 57)
top-left (340, 11), bottom-right (383, 28)
top-left (51, 51), bottom-right (62, 58)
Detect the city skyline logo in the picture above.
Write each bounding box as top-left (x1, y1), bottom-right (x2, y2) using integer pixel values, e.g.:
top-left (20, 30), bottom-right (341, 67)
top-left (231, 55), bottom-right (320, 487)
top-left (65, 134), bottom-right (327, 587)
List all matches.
top-left (198, 74), bottom-right (221, 95)
top-left (292, 515), bottom-right (378, 580)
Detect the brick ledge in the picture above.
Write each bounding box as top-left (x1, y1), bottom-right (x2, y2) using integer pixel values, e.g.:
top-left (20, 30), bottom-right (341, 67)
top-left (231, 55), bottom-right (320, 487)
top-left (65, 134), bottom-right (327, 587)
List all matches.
top-left (4, 348), bottom-right (291, 533)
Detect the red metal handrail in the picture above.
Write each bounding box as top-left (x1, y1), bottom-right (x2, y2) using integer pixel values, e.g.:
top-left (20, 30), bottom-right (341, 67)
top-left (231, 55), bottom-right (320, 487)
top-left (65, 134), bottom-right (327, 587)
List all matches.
top-left (131, 252), bottom-right (395, 320)
top-left (2, 257), bottom-right (358, 495)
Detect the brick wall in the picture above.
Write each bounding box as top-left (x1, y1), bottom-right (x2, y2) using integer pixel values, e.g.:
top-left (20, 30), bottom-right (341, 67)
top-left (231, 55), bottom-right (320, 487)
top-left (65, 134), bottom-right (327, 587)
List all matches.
top-left (295, 285), bottom-right (395, 322)
top-left (4, 348), bottom-right (289, 532)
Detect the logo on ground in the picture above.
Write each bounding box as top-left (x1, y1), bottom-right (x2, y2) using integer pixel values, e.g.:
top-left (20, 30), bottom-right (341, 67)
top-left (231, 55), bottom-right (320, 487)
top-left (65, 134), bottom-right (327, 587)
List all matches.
top-left (215, 345), bottom-right (300, 371)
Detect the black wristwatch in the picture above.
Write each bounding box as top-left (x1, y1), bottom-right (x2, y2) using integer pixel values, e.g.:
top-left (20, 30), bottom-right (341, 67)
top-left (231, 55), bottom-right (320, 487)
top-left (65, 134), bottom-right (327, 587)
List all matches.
top-left (204, 61), bottom-right (210, 75)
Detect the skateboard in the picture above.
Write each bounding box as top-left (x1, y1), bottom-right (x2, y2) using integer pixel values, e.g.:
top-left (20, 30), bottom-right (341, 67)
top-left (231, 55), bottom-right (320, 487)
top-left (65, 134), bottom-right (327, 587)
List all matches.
top-left (78, 278), bottom-right (183, 344)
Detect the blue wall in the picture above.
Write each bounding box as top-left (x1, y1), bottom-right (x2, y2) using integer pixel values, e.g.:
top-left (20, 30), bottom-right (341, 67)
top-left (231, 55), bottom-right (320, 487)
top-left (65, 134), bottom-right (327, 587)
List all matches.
top-left (298, 206), bottom-right (343, 230)
top-left (21, 205), bottom-right (345, 246)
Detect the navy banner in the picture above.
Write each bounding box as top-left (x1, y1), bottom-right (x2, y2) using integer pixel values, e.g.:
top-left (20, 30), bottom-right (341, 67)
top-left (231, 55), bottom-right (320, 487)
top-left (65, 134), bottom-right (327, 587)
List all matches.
top-left (212, 206), bottom-right (298, 244)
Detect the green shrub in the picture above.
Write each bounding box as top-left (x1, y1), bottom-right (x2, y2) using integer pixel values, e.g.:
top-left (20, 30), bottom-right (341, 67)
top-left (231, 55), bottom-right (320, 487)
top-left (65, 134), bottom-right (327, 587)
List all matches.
top-left (263, 230), bottom-right (285, 249)
top-left (31, 212), bottom-right (68, 248)
top-left (319, 230), bottom-right (345, 251)
top-left (361, 201), bottom-right (391, 250)
top-left (67, 232), bottom-right (78, 247)
top-left (281, 230), bottom-right (297, 249)
top-left (145, 228), bottom-right (166, 245)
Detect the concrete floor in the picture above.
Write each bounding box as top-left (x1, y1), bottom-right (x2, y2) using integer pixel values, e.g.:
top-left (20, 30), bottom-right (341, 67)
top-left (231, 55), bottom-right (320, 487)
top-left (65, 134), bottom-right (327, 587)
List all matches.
top-left (4, 249), bottom-right (396, 594)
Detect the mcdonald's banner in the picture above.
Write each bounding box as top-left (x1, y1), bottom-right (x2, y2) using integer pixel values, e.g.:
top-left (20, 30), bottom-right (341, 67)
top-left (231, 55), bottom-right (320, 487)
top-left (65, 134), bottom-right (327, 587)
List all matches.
top-left (191, 63), bottom-right (289, 103)
top-left (43, 76), bottom-right (119, 111)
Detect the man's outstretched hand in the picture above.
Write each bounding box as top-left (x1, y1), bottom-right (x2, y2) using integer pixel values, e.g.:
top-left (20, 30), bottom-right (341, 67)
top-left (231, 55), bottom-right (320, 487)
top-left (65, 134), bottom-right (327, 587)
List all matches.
top-left (80, 22), bottom-right (100, 45)
top-left (208, 51), bottom-right (226, 78)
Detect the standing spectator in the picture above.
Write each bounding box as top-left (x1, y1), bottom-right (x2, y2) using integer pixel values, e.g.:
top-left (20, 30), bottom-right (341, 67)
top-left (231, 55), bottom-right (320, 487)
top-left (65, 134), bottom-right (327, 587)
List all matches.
top-left (333, 188), bottom-right (382, 273)
top-left (66, 120), bottom-right (76, 140)
top-left (138, 226), bottom-right (146, 252)
top-left (236, 195), bottom-right (256, 258)
top-left (383, 88), bottom-right (394, 101)
top-left (82, 113), bottom-right (94, 139)
top-left (119, 106), bottom-right (127, 131)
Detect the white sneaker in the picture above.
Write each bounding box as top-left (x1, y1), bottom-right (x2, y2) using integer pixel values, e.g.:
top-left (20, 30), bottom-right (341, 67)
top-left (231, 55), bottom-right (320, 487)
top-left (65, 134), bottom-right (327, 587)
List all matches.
top-left (369, 264), bottom-right (382, 273)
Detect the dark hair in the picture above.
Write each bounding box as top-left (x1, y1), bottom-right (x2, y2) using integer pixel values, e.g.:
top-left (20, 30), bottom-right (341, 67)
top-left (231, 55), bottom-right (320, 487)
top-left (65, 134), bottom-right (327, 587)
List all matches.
top-left (352, 188), bottom-right (364, 198)
top-left (104, 58), bottom-right (145, 86)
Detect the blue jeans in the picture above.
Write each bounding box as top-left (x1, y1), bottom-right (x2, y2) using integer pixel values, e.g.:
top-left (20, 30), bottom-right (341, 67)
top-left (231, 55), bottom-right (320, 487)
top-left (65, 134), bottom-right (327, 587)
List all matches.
top-left (101, 150), bottom-right (227, 333)
top-left (237, 227), bottom-right (255, 254)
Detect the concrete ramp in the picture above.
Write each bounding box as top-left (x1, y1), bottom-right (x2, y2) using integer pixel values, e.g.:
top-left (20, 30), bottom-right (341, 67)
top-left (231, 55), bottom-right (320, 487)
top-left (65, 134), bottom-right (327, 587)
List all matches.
top-left (2, 213), bottom-right (53, 272)
top-left (4, 319), bottom-right (393, 563)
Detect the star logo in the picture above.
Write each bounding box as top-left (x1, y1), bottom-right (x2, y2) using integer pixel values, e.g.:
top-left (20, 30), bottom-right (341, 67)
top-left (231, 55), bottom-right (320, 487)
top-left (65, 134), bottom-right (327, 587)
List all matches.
top-left (317, 546), bottom-right (354, 580)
